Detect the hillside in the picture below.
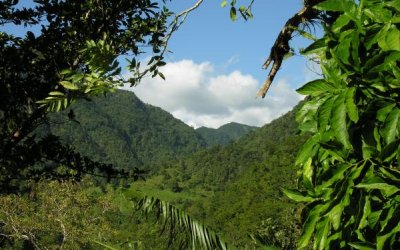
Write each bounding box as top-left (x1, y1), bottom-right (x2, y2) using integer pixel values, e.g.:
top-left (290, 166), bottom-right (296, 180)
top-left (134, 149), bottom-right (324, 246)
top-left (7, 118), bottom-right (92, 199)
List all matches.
top-left (37, 90), bottom-right (207, 171)
top-left (33, 90), bottom-right (307, 248)
top-left (137, 102), bottom-right (308, 247)
top-left (196, 122), bottom-right (258, 146)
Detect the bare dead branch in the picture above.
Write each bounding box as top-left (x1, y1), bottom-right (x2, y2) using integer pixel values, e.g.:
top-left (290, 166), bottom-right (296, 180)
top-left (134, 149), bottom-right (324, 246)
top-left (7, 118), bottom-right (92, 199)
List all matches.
top-left (257, 0), bottom-right (323, 98)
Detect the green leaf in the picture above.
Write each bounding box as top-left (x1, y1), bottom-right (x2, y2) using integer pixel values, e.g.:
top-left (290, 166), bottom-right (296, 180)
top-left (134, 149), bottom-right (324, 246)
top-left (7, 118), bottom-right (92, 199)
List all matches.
top-left (315, 0), bottom-right (355, 12)
top-left (381, 139), bottom-right (400, 162)
top-left (221, 0), bottom-right (227, 8)
top-left (377, 103), bottom-right (396, 122)
top-left (345, 87), bottom-right (359, 122)
top-left (332, 14), bottom-right (351, 33)
top-left (230, 7), bottom-right (236, 21)
top-left (388, 1), bottom-right (400, 12)
top-left (60, 80), bottom-right (79, 90)
top-left (376, 206), bottom-right (400, 250)
top-left (348, 242), bottom-right (375, 250)
top-left (381, 108), bottom-right (400, 144)
top-left (301, 38), bottom-right (326, 55)
top-left (49, 91), bottom-right (64, 96)
top-left (335, 35), bottom-right (352, 65)
top-left (356, 178), bottom-right (399, 196)
top-left (318, 96), bottom-right (336, 132)
top-left (298, 205), bottom-right (326, 249)
top-left (297, 79), bottom-right (337, 96)
top-left (314, 218), bottom-right (330, 250)
top-left (283, 189), bottom-right (316, 202)
top-left (378, 25), bottom-right (400, 51)
top-left (332, 93), bottom-right (352, 149)
top-left (296, 135), bottom-right (318, 166)
top-left (303, 157), bottom-right (314, 189)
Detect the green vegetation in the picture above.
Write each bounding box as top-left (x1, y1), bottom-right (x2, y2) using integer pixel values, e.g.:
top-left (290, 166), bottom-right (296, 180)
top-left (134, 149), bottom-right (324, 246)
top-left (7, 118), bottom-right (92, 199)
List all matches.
top-left (2, 0), bottom-right (399, 249)
top-left (196, 122), bottom-right (258, 147)
top-left (0, 0), bottom-right (173, 191)
top-left (286, 0), bottom-right (400, 249)
top-left (39, 90), bottom-right (206, 172)
top-left (1, 92), bottom-right (307, 248)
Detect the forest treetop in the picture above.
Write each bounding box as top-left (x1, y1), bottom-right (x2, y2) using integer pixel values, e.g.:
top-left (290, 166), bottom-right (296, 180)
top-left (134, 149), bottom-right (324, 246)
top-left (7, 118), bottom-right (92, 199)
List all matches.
top-left (0, 0), bottom-right (180, 191)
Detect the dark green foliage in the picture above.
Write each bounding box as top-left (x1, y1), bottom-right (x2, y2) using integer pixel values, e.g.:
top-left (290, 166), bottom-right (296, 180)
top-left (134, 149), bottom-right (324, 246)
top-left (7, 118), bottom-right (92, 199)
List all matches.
top-left (196, 122), bottom-right (258, 147)
top-left (0, 0), bottom-right (173, 192)
top-left (163, 103), bottom-right (309, 248)
top-left (291, 0), bottom-right (400, 248)
top-left (38, 90), bottom-right (206, 172)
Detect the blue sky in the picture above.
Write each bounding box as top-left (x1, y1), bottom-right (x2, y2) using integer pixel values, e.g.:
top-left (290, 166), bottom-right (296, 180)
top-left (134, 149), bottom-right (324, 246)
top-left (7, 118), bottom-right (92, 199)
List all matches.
top-left (131, 0), bottom-right (321, 128)
top-left (2, 0), bottom-right (321, 128)
top-left (165, 0), bottom-right (310, 84)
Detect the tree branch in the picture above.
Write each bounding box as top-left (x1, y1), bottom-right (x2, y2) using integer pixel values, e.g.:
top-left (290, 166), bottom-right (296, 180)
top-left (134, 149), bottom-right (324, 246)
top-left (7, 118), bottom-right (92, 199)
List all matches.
top-left (257, 0), bottom-right (323, 98)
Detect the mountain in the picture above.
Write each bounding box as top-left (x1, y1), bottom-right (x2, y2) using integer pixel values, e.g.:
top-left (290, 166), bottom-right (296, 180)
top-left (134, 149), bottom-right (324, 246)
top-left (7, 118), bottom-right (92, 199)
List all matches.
top-left (28, 91), bottom-right (307, 249)
top-left (196, 122), bottom-right (258, 146)
top-left (38, 90), bottom-right (207, 171)
top-left (152, 102), bottom-right (309, 247)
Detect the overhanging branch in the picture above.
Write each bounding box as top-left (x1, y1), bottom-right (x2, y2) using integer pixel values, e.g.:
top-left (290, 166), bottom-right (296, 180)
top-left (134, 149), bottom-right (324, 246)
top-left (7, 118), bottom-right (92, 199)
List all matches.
top-left (257, 0), bottom-right (323, 98)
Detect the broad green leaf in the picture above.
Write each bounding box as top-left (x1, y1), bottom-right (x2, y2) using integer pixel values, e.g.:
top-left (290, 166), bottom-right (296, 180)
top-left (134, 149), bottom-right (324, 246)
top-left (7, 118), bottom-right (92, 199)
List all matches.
top-left (381, 139), bottom-right (400, 162)
top-left (358, 195), bottom-right (371, 230)
top-left (318, 96), bottom-right (336, 132)
top-left (283, 189), bottom-right (316, 202)
top-left (388, 1), bottom-right (400, 12)
top-left (317, 163), bottom-right (351, 192)
top-left (364, 7), bottom-right (393, 23)
top-left (378, 25), bottom-right (400, 51)
top-left (362, 140), bottom-right (377, 160)
top-left (356, 178), bottom-right (399, 196)
top-left (314, 218), bottom-right (330, 250)
top-left (60, 80), bottom-right (79, 90)
top-left (296, 136), bottom-right (318, 166)
top-left (345, 87), bottom-right (359, 122)
top-left (377, 206), bottom-right (400, 250)
top-left (332, 14), bottom-right (351, 33)
top-left (332, 93), bottom-right (352, 149)
top-left (377, 103), bottom-right (396, 122)
top-left (329, 203), bottom-right (344, 230)
top-left (298, 205), bottom-right (326, 249)
top-left (335, 36), bottom-right (352, 65)
top-left (315, 0), bottom-right (355, 12)
top-left (301, 38), bottom-right (326, 55)
top-left (297, 79), bottom-right (337, 96)
top-left (381, 108), bottom-right (400, 144)
top-left (348, 242), bottom-right (375, 250)
top-left (303, 157), bottom-right (314, 189)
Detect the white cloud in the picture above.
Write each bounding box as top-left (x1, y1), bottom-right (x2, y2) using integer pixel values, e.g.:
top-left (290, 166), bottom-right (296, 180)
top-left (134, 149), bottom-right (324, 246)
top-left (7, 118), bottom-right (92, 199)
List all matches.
top-left (125, 59), bottom-right (302, 128)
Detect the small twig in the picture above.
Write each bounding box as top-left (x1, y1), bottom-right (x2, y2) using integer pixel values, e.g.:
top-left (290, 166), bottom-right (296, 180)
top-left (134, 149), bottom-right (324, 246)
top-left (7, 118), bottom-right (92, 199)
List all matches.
top-left (161, 0), bottom-right (205, 58)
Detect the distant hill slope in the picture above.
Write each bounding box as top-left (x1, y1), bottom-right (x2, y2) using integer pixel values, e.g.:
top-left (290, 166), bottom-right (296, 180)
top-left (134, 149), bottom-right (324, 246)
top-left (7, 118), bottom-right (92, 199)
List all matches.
top-left (163, 102), bottom-right (308, 247)
top-left (196, 122), bottom-right (258, 146)
top-left (38, 90), bottom-right (206, 171)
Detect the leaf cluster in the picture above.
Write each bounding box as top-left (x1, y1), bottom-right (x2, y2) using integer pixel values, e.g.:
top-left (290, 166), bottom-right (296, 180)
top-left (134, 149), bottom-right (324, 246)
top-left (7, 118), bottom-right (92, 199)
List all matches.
top-left (291, 0), bottom-right (400, 248)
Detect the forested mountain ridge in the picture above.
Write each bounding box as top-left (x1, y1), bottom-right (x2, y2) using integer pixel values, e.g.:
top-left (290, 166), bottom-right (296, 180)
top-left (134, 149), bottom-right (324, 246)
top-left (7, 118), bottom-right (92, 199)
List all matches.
top-left (4, 89), bottom-right (307, 249)
top-left (37, 90), bottom-right (207, 171)
top-left (196, 122), bottom-right (258, 146)
top-left (151, 101), bottom-right (309, 247)
top-left (37, 90), bottom-right (260, 172)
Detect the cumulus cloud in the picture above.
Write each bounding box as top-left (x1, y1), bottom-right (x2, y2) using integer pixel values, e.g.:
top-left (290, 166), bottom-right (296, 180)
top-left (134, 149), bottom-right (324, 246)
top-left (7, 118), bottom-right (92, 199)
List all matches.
top-left (124, 59), bottom-right (302, 128)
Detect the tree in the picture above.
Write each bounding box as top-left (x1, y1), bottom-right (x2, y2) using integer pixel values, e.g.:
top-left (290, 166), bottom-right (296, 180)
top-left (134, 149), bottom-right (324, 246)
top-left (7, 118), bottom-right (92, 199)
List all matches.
top-left (229, 0), bottom-right (400, 248)
top-left (0, 0), bottom-right (173, 192)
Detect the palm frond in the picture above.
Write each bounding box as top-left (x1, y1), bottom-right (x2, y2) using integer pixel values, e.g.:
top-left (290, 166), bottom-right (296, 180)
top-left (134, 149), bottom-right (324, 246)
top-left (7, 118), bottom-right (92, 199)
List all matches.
top-left (136, 196), bottom-right (229, 250)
